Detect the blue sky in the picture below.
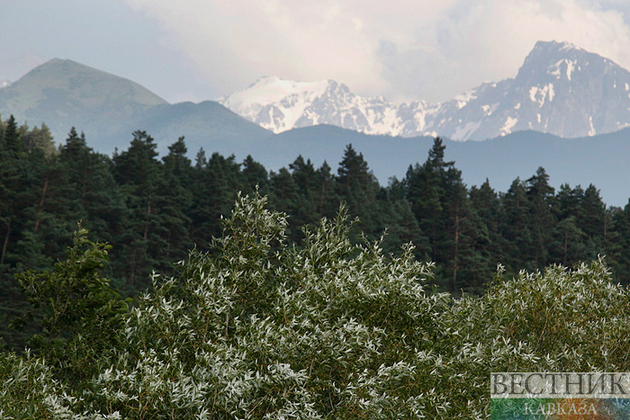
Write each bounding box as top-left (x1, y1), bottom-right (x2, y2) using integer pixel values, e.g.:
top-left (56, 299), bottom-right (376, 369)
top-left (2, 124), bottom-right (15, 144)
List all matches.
top-left (2, 0), bottom-right (630, 104)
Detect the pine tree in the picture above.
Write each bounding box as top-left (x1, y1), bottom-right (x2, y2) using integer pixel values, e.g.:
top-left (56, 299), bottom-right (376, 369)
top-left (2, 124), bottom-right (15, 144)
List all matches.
top-left (58, 128), bottom-right (126, 249)
top-left (0, 117), bottom-right (64, 348)
top-left (525, 167), bottom-right (556, 268)
top-left (288, 155), bottom-right (320, 229)
top-left (189, 152), bottom-right (242, 249)
top-left (242, 155), bottom-right (269, 195)
top-left (161, 136), bottom-right (192, 184)
top-left (500, 178), bottom-right (533, 273)
top-left (378, 187), bottom-right (429, 258)
top-left (159, 138), bottom-right (193, 265)
top-left (269, 167), bottom-right (302, 242)
top-left (470, 180), bottom-right (506, 265)
top-left (580, 184), bottom-right (607, 258)
top-left (335, 144), bottom-right (381, 238)
top-left (442, 172), bottom-right (490, 293)
top-left (550, 216), bottom-right (587, 266)
top-left (314, 161), bottom-right (340, 219)
top-left (3, 115), bottom-right (25, 157)
top-left (111, 131), bottom-right (163, 290)
top-left (404, 138), bottom-right (453, 260)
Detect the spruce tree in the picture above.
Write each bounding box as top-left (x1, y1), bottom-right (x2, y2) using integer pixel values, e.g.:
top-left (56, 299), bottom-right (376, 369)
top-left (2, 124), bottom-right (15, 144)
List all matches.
top-left (335, 144), bottom-right (381, 238)
top-left (314, 161), bottom-right (340, 219)
top-left (525, 167), bottom-right (556, 268)
top-left (159, 138), bottom-right (193, 266)
top-left (111, 131), bottom-right (163, 290)
top-left (189, 152), bottom-right (242, 248)
top-left (269, 167), bottom-right (302, 242)
top-left (469, 180), bottom-right (506, 265)
top-left (241, 154), bottom-right (269, 195)
top-left (404, 139), bottom-right (453, 260)
top-left (288, 155), bottom-right (320, 230)
top-left (500, 178), bottom-right (533, 273)
top-left (58, 128), bottom-right (125, 250)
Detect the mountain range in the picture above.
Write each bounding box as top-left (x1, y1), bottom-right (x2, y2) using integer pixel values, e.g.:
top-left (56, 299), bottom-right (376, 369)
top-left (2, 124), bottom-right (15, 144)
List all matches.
top-left (0, 59), bottom-right (271, 156)
top-left (220, 41), bottom-right (630, 140)
top-left (2, 43), bottom-right (630, 206)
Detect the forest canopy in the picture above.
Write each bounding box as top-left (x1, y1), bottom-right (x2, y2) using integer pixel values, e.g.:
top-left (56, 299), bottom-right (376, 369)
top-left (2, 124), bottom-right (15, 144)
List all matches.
top-left (2, 114), bottom-right (630, 346)
top-left (1, 191), bottom-right (630, 419)
top-left (3, 116), bottom-right (630, 416)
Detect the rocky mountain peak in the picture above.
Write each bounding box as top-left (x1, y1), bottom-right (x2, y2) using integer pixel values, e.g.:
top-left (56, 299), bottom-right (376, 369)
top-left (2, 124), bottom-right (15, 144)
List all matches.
top-left (221, 41), bottom-right (630, 140)
top-left (516, 40), bottom-right (617, 84)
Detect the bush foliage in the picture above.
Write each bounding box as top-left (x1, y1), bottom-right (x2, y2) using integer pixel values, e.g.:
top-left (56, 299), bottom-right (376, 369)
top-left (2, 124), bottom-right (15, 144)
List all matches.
top-left (2, 192), bottom-right (630, 419)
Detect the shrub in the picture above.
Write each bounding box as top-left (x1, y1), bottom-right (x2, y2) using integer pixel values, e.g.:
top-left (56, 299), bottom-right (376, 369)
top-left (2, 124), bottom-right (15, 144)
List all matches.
top-left (4, 193), bottom-right (630, 419)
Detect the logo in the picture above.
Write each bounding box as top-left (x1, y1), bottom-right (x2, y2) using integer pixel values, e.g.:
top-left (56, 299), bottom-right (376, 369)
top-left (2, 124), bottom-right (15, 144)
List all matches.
top-left (491, 373), bottom-right (630, 419)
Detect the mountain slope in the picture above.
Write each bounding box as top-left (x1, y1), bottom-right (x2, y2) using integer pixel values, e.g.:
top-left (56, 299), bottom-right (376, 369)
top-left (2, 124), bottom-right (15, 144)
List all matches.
top-left (438, 40), bottom-right (630, 139)
top-left (0, 59), bottom-right (167, 138)
top-left (108, 100), bottom-right (273, 156)
top-left (0, 58), bottom-right (271, 153)
top-left (219, 76), bottom-right (433, 137)
top-left (240, 124), bottom-right (630, 207)
top-left (220, 41), bottom-right (630, 140)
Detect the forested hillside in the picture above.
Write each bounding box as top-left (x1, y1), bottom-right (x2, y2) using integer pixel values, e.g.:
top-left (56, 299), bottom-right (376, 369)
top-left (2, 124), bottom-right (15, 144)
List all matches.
top-left (2, 114), bottom-right (630, 348)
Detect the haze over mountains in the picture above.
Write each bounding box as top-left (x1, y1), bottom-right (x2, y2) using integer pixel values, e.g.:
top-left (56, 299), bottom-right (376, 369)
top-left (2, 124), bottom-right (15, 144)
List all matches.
top-left (0, 59), bottom-right (271, 156)
top-left (2, 42), bottom-right (630, 206)
top-left (220, 41), bottom-right (630, 140)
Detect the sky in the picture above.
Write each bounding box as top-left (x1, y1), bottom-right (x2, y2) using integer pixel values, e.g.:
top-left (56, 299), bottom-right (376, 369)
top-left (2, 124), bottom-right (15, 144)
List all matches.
top-left (2, 0), bottom-right (630, 104)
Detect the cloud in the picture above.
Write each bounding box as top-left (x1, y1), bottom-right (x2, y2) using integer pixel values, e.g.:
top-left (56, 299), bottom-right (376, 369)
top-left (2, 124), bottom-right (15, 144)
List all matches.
top-left (123, 0), bottom-right (630, 103)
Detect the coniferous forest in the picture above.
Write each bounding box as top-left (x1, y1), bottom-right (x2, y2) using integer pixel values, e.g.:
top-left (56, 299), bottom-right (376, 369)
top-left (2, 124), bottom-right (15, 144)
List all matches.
top-left (2, 114), bottom-right (630, 345)
top-left (3, 114), bottom-right (630, 417)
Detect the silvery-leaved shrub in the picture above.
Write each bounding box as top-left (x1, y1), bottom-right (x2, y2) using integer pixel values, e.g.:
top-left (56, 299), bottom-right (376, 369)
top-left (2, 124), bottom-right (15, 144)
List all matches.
top-left (4, 192), bottom-right (630, 419)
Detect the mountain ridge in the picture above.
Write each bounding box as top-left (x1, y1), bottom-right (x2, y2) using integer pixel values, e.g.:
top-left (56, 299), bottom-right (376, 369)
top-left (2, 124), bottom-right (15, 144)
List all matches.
top-left (219, 41), bottom-right (630, 140)
top-left (0, 58), bottom-right (271, 154)
top-left (0, 58), bottom-right (169, 142)
top-left (251, 124), bottom-right (630, 207)
top-left (4, 53), bottom-right (630, 205)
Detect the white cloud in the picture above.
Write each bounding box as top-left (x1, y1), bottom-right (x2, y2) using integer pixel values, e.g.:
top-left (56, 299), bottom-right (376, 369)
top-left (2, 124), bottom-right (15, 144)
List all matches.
top-left (123, 0), bottom-right (630, 103)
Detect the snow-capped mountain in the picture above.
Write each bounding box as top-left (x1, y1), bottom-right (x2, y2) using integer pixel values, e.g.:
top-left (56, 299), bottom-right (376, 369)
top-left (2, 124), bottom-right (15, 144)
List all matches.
top-left (220, 41), bottom-right (630, 140)
top-left (218, 76), bottom-right (434, 137)
top-left (0, 80), bottom-right (10, 89)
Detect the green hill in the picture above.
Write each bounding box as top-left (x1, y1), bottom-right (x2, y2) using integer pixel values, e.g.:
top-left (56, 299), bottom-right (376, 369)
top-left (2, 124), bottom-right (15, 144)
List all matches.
top-left (0, 59), bottom-right (167, 139)
top-left (0, 59), bottom-right (271, 152)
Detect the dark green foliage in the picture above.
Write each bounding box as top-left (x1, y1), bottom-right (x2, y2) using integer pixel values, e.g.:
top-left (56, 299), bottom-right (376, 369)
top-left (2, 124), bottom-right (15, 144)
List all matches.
top-left (16, 226), bottom-right (128, 383)
top-left (159, 137), bottom-right (194, 265)
top-left (3, 195), bottom-right (630, 418)
top-left (404, 139), bottom-right (451, 263)
top-left (500, 178), bottom-right (533, 273)
top-left (525, 167), bottom-right (556, 268)
top-left (189, 151), bottom-right (242, 248)
top-left (241, 154), bottom-right (269, 194)
top-left (469, 180), bottom-right (506, 271)
top-left (112, 131), bottom-right (194, 289)
top-left (5, 114), bottom-right (630, 348)
top-left (335, 144), bottom-right (382, 239)
top-left (287, 155), bottom-right (321, 228)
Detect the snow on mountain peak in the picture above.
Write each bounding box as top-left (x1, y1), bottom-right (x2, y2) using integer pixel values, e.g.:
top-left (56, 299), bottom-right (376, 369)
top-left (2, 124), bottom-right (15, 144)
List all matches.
top-left (221, 76), bottom-right (330, 109)
top-left (533, 40), bottom-right (581, 54)
top-left (219, 75), bottom-right (430, 135)
top-left (220, 41), bottom-right (630, 140)
top-left (0, 80), bottom-right (10, 89)
top-left (454, 89), bottom-right (478, 109)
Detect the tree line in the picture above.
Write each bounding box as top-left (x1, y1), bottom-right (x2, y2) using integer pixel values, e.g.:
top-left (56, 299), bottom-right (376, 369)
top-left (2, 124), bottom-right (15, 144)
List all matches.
top-left (2, 114), bottom-right (630, 346)
top-left (2, 192), bottom-right (630, 418)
